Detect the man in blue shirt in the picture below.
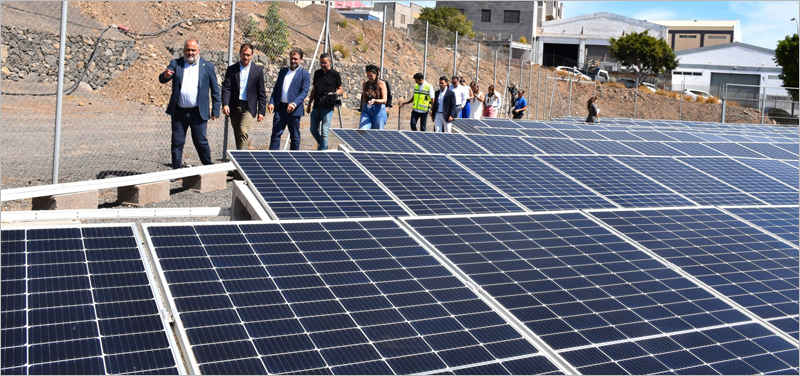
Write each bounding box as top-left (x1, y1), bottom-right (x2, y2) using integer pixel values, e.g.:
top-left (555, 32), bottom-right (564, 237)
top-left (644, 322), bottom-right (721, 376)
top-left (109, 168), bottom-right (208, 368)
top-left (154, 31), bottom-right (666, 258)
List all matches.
top-left (512, 89), bottom-right (527, 119)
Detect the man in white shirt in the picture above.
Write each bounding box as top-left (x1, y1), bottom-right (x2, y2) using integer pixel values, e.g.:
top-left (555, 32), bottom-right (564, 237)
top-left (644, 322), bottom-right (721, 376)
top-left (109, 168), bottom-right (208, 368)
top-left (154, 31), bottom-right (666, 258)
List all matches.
top-left (268, 49), bottom-right (311, 150)
top-left (432, 76), bottom-right (457, 133)
top-left (449, 75), bottom-right (468, 118)
top-left (159, 39), bottom-right (220, 169)
top-left (222, 43), bottom-right (267, 150)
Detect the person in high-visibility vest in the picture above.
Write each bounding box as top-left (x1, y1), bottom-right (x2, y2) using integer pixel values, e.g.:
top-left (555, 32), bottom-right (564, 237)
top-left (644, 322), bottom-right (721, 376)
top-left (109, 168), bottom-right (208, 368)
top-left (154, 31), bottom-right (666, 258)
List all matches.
top-left (401, 73), bottom-right (435, 131)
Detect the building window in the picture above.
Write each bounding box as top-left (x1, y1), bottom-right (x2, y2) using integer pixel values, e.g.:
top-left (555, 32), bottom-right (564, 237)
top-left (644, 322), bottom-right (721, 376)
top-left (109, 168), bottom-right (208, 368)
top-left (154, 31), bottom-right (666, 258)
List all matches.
top-left (708, 35), bottom-right (727, 39)
top-left (768, 75), bottom-right (780, 79)
top-left (504, 10), bottom-right (520, 23)
top-left (400, 14), bottom-right (406, 24)
top-left (456, 8), bottom-right (464, 15)
top-left (481, 9), bottom-right (491, 22)
top-left (679, 35), bottom-right (697, 38)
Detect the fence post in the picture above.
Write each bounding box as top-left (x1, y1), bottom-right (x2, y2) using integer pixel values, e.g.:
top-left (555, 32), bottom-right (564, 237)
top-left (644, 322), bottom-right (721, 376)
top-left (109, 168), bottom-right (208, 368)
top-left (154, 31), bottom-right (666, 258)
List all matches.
top-left (504, 37), bottom-right (512, 117)
top-left (52, 0), bottom-right (68, 184)
top-left (548, 81), bottom-right (557, 120)
top-left (324, 1), bottom-right (331, 54)
top-left (721, 98), bottom-right (727, 123)
top-left (527, 53), bottom-right (532, 119)
top-left (453, 31), bottom-right (458, 76)
top-left (535, 66), bottom-right (541, 120)
top-left (493, 50), bottom-right (498, 87)
top-left (760, 91), bottom-right (766, 124)
top-left (679, 76), bottom-right (685, 120)
top-left (380, 4), bottom-right (387, 77)
top-left (633, 78), bottom-right (638, 119)
top-left (222, 1), bottom-right (236, 161)
top-left (568, 72), bottom-right (574, 116)
top-left (476, 43), bottom-right (480, 85)
top-left (544, 68), bottom-right (548, 120)
top-left (423, 21), bottom-right (428, 80)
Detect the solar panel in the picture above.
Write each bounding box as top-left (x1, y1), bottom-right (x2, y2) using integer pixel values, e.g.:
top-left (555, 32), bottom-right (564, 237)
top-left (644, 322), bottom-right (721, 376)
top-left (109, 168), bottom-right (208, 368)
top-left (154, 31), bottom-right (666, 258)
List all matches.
top-left (556, 130), bottom-right (610, 141)
top-left (723, 206), bottom-right (800, 245)
top-left (734, 158), bottom-right (800, 188)
top-left (716, 134), bottom-right (758, 143)
top-left (476, 127), bottom-right (526, 136)
top-left (679, 157), bottom-right (798, 205)
top-left (614, 156), bottom-right (766, 206)
top-left (620, 142), bottom-right (687, 156)
top-left (691, 133), bottom-right (731, 142)
top-left (628, 131), bottom-right (678, 142)
top-left (465, 135), bottom-right (543, 155)
top-left (404, 132), bottom-right (489, 154)
top-left (772, 143), bottom-right (799, 155)
top-left (451, 119), bottom-right (485, 135)
top-left (522, 138), bottom-right (593, 155)
top-left (540, 155), bottom-right (694, 208)
top-left (740, 143), bottom-right (798, 160)
top-left (143, 219), bottom-right (563, 375)
top-left (332, 129), bottom-right (425, 153)
top-left (574, 140), bottom-right (642, 156)
top-left (481, 119), bottom-right (522, 128)
top-left (703, 143), bottom-right (767, 159)
top-left (402, 212), bottom-right (798, 375)
top-left (0, 225), bottom-right (182, 375)
top-left (591, 207), bottom-right (799, 338)
top-left (451, 154), bottom-right (617, 211)
top-left (661, 142), bottom-right (725, 157)
top-left (229, 151), bottom-right (409, 220)
top-left (350, 152), bottom-right (526, 216)
top-left (517, 129), bottom-right (567, 138)
top-left (658, 132), bottom-right (708, 142)
top-left (595, 130), bottom-right (646, 141)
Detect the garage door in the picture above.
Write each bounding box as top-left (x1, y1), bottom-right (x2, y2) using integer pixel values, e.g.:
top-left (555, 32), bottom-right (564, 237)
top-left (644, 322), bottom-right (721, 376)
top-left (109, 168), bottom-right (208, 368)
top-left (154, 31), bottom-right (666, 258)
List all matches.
top-left (710, 73), bottom-right (760, 105)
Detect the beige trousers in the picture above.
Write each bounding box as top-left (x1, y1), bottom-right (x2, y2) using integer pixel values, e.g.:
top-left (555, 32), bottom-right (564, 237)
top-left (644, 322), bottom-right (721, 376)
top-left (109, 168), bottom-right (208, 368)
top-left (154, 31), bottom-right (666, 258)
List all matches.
top-left (231, 102), bottom-right (255, 150)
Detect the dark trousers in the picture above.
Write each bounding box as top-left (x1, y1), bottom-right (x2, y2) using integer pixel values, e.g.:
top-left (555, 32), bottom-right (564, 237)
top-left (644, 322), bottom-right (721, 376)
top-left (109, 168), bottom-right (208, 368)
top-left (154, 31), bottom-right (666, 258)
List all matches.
top-left (513, 111), bottom-right (525, 119)
top-left (171, 107), bottom-right (212, 169)
top-left (269, 103), bottom-right (301, 150)
top-left (410, 111), bottom-right (428, 131)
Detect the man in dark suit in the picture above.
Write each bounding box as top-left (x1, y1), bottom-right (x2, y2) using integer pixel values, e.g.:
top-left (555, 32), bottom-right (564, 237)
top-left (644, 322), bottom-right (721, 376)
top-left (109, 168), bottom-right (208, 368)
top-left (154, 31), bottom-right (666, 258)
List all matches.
top-left (268, 49), bottom-right (311, 150)
top-left (431, 76), bottom-right (457, 133)
top-left (159, 39), bottom-right (220, 169)
top-left (221, 43), bottom-right (267, 150)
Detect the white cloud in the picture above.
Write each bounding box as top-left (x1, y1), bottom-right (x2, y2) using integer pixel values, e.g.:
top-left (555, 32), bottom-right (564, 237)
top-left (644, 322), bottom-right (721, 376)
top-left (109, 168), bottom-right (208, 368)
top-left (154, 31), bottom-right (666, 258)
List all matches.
top-left (729, 1), bottom-right (798, 49)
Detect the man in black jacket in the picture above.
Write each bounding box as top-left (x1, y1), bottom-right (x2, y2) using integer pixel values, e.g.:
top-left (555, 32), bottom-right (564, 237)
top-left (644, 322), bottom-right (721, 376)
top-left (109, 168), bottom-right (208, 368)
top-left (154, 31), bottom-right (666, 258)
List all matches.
top-left (221, 43), bottom-right (267, 150)
top-left (431, 76), bottom-right (457, 133)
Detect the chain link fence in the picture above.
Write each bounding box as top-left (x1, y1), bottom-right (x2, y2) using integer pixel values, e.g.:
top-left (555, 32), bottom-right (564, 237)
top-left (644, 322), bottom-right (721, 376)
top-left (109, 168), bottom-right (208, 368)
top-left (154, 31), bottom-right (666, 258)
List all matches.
top-left (2, 1), bottom-right (797, 189)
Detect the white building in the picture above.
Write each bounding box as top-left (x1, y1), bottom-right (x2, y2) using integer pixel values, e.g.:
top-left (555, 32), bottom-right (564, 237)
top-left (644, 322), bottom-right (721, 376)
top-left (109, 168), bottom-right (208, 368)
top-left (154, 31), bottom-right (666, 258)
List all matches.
top-left (671, 42), bottom-right (786, 102)
top-left (535, 12), bottom-right (668, 69)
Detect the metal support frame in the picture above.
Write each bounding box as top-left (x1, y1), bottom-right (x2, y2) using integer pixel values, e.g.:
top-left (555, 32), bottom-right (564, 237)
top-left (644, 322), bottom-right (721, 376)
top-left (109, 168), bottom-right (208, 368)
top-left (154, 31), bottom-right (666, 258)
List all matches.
top-left (476, 43), bottom-right (480, 85)
top-left (324, 1), bottom-right (331, 54)
top-left (423, 21), bottom-right (428, 80)
top-left (535, 66), bottom-right (541, 120)
top-left (633, 77), bottom-right (639, 119)
top-left (52, 1), bottom-right (68, 184)
top-left (679, 76), bottom-right (685, 120)
top-left (504, 37), bottom-right (512, 117)
top-left (1, 207), bottom-right (232, 222)
top-left (222, 1), bottom-right (236, 161)
top-left (567, 72), bottom-right (573, 116)
top-left (379, 4), bottom-right (387, 77)
top-left (453, 31), bottom-right (458, 76)
top-left (493, 50), bottom-right (498, 87)
top-left (548, 81), bottom-right (557, 120)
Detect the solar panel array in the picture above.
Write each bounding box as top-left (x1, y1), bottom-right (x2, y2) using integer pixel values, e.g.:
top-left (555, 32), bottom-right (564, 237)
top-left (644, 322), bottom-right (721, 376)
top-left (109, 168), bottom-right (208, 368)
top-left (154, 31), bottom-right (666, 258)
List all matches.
top-left (4, 116), bottom-right (797, 375)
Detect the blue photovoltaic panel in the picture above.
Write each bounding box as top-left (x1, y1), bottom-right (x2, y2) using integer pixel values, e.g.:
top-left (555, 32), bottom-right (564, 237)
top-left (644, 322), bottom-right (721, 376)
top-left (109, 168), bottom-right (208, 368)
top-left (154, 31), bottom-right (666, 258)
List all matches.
top-left (514, 121), bottom-right (561, 129)
top-left (691, 133), bottom-right (731, 142)
top-left (451, 119), bottom-right (485, 135)
top-left (620, 142), bottom-right (687, 156)
top-left (679, 157), bottom-right (798, 205)
top-left (592, 208), bottom-right (800, 337)
top-left (522, 138), bottom-right (594, 155)
top-left (661, 142), bottom-right (725, 157)
top-left (350, 152), bottom-right (525, 216)
top-left (596, 130), bottom-right (645, 141)
top-left (476, 127), bottom-right (526, 136)
top-left (545, 123), bottom-right (583, 130)
top-left (658, 132), bottom-right (708, 142)
top-left (716, 134), bottom-right (759, 143)
top-left (0, 226), bottom-right (180, 375)
top-left (517, 129), bottom-right (567, 138)
top-left (230, 151), bottom-right (408, 220)
top-left (574, 140), bottom-right (643, 156)
top-left (465, 135), bottom-right (543, 155)
top-left (615, 156), bottom-right (765, 206)
top-left (451, 155), bottom-right (616, 211)
top-left (703, 143), bottom-right (767, 159)
top-left (772, 143), bottom-right (799, 155)
top-left (725, 206), bottom-right (800, 245)
top-left (145, 220), bottom-right (559, 375)
top-left (540, 155), bottom-right (694, 208)
top-left (734, 158), bottom-right (800, 188)
top-left (332, 129), bottom-right (425, 153)
top-left (628, 131), bottom-right (678, 142)
top-left (481, 119), bottom-right (522, 128)
top-left (740, 143), bottom-right (798, 160)
top-left (403, 213), bottom-right (798, 375)
top-left (556, 130), bottom-right (610, 141)
top-left (404, 132), bottom-right (489, 154)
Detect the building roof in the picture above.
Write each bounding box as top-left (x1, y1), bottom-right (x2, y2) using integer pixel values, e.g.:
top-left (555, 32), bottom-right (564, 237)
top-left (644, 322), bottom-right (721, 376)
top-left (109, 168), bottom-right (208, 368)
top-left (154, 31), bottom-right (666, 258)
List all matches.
top-left (543, 12), bottom-right (668, 31)
top-left (675, 42), bottom-right (774, 56)
top-left (648, 20), bottom-right (739, 28)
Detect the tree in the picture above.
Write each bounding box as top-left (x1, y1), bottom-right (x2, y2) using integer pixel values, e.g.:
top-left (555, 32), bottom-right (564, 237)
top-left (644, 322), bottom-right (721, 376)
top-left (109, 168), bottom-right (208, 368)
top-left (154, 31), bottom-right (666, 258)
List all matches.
top-left (419, 7), bottom-right (475, 38)
top-left (774, 34), bottom-right (798, 101)
top-left (608, 30), bottom-right (678, 84)
top-left (246, 2), bottom-right (290, 60)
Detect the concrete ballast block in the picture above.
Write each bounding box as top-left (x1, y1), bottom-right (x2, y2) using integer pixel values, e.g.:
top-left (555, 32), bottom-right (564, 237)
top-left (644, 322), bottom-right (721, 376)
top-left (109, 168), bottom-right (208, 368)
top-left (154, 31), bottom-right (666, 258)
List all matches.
top-left (183, 172), bottom-right (227, 193)
top-left (32, 191), bottom-right (98, 210)
top-left (118, 181), bottom-right (170, 206)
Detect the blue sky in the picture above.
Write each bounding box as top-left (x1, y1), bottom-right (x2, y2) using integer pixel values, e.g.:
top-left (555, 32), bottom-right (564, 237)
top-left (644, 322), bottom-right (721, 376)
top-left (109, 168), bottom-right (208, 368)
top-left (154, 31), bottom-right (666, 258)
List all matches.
top-left (410, 1), bottom-right (798, 49)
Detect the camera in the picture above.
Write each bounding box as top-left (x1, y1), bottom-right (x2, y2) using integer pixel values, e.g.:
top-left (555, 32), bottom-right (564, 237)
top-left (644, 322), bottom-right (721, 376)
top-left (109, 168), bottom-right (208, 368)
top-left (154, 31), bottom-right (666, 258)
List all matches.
top-left (507, 86), bottom-right (518, 96)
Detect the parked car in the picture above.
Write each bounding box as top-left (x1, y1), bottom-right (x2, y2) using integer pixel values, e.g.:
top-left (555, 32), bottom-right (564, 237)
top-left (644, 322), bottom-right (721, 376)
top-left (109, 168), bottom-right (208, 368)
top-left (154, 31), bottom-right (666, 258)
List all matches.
top-left (579, 67), bottom-right (610, 83)
top-left (618, 78), bottom-right (637, 88)
top-left (640, 83), bottom-right (657, 92)
top-left (683, 89), bottom-right (721, 103)
top-left (764, 107), bottom-right (800, 125)
top-left (555, 66), bottom-right (591, 81)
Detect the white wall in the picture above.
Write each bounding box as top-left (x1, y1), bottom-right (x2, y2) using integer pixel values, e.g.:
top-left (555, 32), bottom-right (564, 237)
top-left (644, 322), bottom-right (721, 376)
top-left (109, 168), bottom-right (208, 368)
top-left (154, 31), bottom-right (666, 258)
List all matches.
top-left (671, 70), bottom-right (788, 96)
top-left (677, 45), bottom-right (777, 67)
top-left (542, 14), bottom-right (668, 40)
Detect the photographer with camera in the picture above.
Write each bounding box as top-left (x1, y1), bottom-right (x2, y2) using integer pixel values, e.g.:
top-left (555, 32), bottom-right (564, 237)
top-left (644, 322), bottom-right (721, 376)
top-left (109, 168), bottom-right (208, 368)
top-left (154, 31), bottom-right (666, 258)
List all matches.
top-left (307, 53), bottom-right (342, 150)
top-left (512, 89), bottom-right (527, 119)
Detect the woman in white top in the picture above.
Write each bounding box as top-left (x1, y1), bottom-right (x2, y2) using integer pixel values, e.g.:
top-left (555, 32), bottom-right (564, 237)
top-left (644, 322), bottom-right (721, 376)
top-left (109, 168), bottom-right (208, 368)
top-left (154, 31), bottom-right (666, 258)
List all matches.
top-left (482, 85), bottom-right (502, 118)
top-left (469, 82), bottom-right (484, 119)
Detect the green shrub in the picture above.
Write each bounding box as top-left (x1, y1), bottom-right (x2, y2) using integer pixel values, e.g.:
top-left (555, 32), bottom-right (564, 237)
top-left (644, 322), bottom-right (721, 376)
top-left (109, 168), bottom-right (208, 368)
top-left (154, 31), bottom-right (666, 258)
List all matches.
top-left (246, 3), bottom-right (290, 60)
top-left (333, 44), bottom-right (349, 59)
top-left (338, 19), bottom-right (349, 28)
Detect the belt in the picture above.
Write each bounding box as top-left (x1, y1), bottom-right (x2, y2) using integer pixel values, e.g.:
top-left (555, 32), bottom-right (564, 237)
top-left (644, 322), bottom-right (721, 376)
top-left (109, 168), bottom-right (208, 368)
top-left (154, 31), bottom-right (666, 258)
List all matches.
top-left (178, 106), bottom-right (198, 109)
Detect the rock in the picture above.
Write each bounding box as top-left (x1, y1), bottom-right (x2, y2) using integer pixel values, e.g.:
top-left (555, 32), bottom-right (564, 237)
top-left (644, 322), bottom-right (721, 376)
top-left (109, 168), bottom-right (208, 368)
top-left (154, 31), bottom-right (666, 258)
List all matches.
top-left (44, 55), bottom-right (58, 66)
top-left (104, 49), bottom-right (113, 56)
top-left (78, 82), bottom-right (93, 92)
top-left (333, 51), bottom-right (343, 61)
